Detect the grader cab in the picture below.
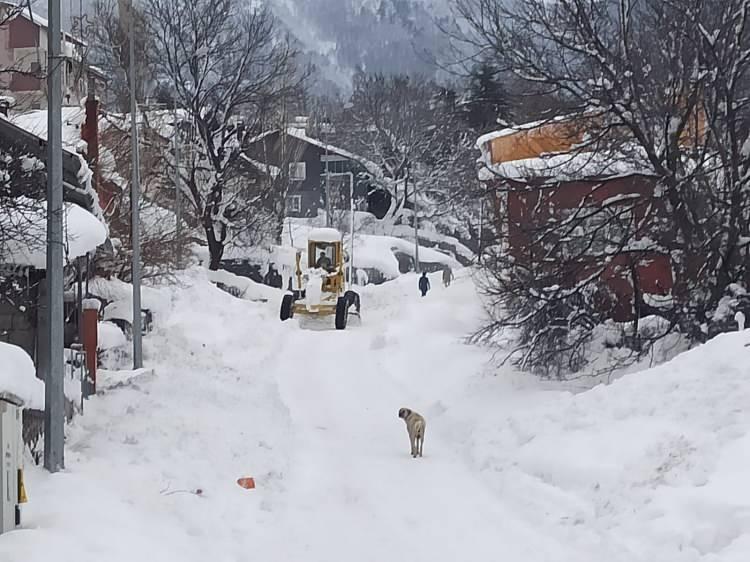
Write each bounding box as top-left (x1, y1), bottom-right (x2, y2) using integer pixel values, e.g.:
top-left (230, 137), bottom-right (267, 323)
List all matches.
top-left (279, 228), bottom-right (360, 330)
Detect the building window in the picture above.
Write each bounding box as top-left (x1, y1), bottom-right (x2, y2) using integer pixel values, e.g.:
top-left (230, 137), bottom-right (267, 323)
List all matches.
top-left (288, 195), bottom-right (302, 213)
top-left (289, 162), bottom-right (306, 181)
top-left (30, 62), bottom-right (41, 75)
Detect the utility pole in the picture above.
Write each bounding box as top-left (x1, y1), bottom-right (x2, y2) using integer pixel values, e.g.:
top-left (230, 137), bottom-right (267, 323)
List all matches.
top-left (173, 106), bottom-right (182, 269)
top-left (410, 163), bottom-right (420, 273)
top-left (323, 119), bottom-right (332, 227)
top-left (129, 2), bottom-right (143, 369)
top-left (44, 0), bottom-right (65, 473)
top-left (348, 172), bottom-right (355, 286)
top-left (478, 193), bottom-right (484, 266)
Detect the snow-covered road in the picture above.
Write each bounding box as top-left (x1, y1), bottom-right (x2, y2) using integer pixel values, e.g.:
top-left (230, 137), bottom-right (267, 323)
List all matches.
top-left (2, 268), bottom-right (749, 562)
top-left (258, 275), bottom-right (572, 562)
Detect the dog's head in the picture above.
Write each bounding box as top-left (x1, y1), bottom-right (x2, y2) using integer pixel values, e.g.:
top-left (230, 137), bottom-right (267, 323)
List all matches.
top-left (398, 408), bottom-right (411, 419)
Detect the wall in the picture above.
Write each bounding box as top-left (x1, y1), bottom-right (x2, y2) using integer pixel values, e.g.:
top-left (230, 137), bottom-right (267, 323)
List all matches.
top-left (492, 173), bottom-right (674, 322)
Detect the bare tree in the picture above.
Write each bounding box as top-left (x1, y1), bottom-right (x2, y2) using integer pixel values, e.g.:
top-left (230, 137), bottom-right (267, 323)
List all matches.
top-left (339, 73), bottom-right (480, 249)
top-left (144, 0), bottom-right (303, 270)
top-left (90, 0), bottom-right (154, 112)
top-left (0, 149), bottom-right (47, 265)
top-left (450, 0), bottom-right (750, 375)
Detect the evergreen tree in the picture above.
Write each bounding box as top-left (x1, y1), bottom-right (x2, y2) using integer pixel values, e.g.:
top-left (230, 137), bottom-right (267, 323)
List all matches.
top-left (463, 62), bottom-right (510, 132)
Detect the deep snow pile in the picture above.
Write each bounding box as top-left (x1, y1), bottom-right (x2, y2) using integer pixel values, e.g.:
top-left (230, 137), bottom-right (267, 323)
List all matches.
top-left (0, 342), bottom-right (44, 409)
top-left (1, 268), bottom-right (749, 562)
top-left (1, 200), bottom-right (107, 269)
top-left (454, 331), bottom-right (750, 562)
top-left (283, 215), bottom-right (461, 281)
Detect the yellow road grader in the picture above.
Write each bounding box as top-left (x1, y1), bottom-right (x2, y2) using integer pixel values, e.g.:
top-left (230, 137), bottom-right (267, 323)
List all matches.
top-left (279, 228), bottom-right (360, 330)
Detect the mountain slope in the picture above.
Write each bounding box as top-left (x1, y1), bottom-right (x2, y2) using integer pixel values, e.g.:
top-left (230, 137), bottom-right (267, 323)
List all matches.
top-left (269, 0), bottom-right (452, 91)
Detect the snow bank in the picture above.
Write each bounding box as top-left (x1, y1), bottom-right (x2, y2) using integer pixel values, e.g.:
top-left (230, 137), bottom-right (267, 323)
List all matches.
top-left (1, 200), bottom-right (107, 268)
top-left (98, 321), bottom-right (128, 351)
top-left (283, 217), bottom-right (460, 281)
top-left (88, 277), bottom-right (165, 324)
top-left (459, 330), bottom-right (750, 561)
top-left (353, 234), bottom-right (459, 277)
top-left (0, 342), bottom-right (44, 409)
top-left (207, 268), bottom-right (285, 302)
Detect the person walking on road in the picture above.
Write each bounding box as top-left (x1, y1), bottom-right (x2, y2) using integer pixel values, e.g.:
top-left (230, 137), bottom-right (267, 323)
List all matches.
top-left (419, 271), bottom-right (430, 297)
top-left (442, 266), bottom-right (454, 288)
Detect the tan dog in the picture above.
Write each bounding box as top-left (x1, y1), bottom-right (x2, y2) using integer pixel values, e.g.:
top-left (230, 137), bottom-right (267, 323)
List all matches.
top-left (398, 408), bottom-right (426, 458)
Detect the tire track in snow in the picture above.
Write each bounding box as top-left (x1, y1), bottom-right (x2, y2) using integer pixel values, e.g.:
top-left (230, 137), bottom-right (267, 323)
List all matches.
top-left (257, 280), bottom-right (581, 562)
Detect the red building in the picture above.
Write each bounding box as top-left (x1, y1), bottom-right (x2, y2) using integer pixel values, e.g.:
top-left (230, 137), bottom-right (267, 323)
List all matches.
top-left (477, 117), bottom-right (674, 322)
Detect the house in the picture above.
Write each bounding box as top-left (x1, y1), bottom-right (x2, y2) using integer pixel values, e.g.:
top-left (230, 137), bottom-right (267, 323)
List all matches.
top-left (0, 113), bottom-right (107, 360)
top-left (8, 94), bottom-right (123, 217)
top-left (245, 118), bottom-right (382, 219)
top-left (476, 117), bottom-right (674, 322)
top-left (0, 2), bottom-right (105, 110)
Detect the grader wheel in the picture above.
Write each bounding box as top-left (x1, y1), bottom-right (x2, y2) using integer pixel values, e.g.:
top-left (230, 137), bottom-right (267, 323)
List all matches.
top-left (335, 297), bottom-right (348, 330)
top-left (280, 294), bottom-right (295, 321)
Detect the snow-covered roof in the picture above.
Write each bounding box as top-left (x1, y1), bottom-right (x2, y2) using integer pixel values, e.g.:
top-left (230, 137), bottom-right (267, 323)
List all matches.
top-left (285, 127), bottom-right (381, 177)
top-left (308, 227), bottom-right (342, 243)
top-left (240, 153), bottom-right (281, 178)
top-left (0, 341), bottom-right (44, 409)
top-left (1, 198), bottom-right (107, 268)
top-left (246, 128), bottom-right (382, 178)
top-left (101, 109), bottom-right (189, 140)
top-left (478, 149), bottom-right (653, 182)
top-left (10, 107), bottom-right (87, 153)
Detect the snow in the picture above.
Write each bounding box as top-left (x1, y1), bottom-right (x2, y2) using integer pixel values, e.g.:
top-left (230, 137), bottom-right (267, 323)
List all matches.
top-left (308, 227), bottom-right (342, 243)
top-left (352, 233), bottom-right (459, 278)
top-left (87, 277), bottom-right (164, 324)
top-left (11, 107), bottom-right (86, 152)
top-left (206, 268), bottom-right (284, 302)
top-left (5, 268), bottom-right (750, 562)
top-left (97, 368), bottom-right (155, 392)
top-left (478, 149), bottom-right (652, 182)
top-left (98, 321), bottom-right (127, 351)
top-left (284, 217), bottom-right (460, 281)
top-left (1, 200), bottom-right (107, 268)
top-left (101, 109), bottom-right (189, 141)
top-left (0, 341), bottom-right (44, 409)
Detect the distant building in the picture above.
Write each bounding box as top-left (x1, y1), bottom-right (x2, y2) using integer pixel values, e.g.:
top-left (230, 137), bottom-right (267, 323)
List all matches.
top-left (245, 118), bottom-right (386, 219)
top-left (0, 2), bottom-right (105, 110)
